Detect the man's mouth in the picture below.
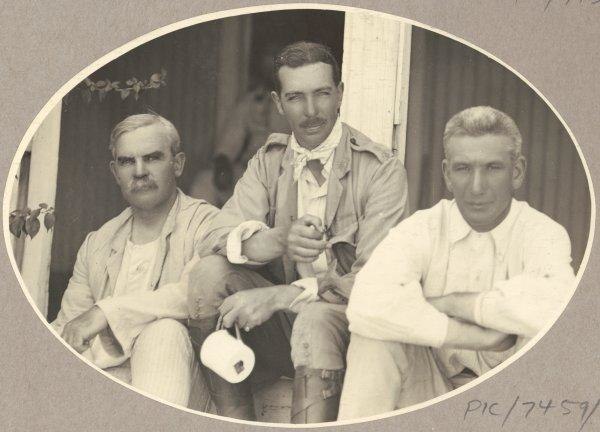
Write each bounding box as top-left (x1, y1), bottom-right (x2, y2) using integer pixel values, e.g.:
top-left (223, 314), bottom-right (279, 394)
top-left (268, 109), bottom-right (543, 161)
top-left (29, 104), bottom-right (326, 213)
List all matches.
top-left (467, 201), bottom-right (490, 209)
top-left (301, 118), bottom-right (326, 131)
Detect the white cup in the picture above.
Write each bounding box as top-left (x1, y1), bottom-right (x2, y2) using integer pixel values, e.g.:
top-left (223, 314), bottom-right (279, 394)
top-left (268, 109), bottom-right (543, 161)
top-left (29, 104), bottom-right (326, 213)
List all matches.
top-left (200, 324), bottom-right (255, 383)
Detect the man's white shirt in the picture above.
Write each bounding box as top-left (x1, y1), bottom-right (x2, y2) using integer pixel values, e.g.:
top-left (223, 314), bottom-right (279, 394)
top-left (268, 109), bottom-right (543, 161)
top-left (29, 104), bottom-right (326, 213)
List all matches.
top-left (347, 199), bottom-right (575, 377)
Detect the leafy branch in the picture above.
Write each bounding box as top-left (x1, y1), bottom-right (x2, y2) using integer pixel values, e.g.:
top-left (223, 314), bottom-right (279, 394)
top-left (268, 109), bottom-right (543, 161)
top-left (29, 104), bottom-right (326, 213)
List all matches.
top-left (81, 69), bottom-right (167, 102)
top-left (9, 203), bottom-right (55, 239)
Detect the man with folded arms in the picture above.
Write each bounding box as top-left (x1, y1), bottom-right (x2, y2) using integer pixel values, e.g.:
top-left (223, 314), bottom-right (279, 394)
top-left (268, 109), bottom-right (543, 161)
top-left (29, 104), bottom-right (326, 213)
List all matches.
top-left (186, 41), bottom-right (408, 423)
top-left (338, 106), bottom-right (575, 420)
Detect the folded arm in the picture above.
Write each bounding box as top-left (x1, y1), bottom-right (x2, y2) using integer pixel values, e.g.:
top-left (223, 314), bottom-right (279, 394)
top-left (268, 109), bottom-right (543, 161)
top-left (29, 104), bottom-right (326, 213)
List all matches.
top-left (430, 223), bottom-right (575, 338)
top-left (347, 217), bottom-right (513, 351)
top-left (94, 255), bottom-right (199, 356)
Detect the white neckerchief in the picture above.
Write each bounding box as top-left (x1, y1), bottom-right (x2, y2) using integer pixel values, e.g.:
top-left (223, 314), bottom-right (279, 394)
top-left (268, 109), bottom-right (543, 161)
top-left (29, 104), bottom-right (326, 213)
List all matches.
top-left (290, 118), bottom-right (342, 182)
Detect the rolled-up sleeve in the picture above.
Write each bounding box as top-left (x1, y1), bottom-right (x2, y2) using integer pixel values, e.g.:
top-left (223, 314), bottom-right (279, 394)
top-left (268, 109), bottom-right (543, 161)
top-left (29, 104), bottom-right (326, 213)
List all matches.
top-left (473, 222), bottom-right (575, 337)
top-left (347, 215), bottom-right (450, 348)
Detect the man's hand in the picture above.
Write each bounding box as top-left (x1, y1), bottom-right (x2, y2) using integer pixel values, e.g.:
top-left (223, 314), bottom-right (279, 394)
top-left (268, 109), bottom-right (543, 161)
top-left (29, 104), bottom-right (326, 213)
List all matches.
top-left (219, 285), bottom-right (302, 331)
top-left (61, 306), bottom-right (108, 353)
top-left (286, 215), bottom-right (328, 263)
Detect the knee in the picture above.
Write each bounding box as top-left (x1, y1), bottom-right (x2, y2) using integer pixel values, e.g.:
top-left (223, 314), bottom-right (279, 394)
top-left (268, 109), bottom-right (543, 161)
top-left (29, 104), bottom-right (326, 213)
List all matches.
top-left (187, 255), bottom-right (234, 319)
top-left (291, 303), bottom-right (348, 369)
top-left (136, 319), bottom-right (191, 353)
top-left (347, 334), bottom-right (411, 367)
top-left (293, 302), bottom-right (345, 339)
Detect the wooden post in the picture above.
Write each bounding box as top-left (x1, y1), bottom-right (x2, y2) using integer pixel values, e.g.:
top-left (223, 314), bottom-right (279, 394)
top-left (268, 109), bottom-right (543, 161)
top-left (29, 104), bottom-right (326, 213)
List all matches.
top-left (340, 12), bottom-right (412, 160)
top-left (19, 102), bottom-right (61, 317)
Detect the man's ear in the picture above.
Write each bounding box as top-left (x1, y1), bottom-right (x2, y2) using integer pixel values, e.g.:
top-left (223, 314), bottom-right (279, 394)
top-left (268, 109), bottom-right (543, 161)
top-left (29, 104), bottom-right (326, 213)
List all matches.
top-left (271, 91), bottom-right (284, 115)
top-left (512, 155), bottom-right (526, 190)
top-left (109, 160), bottom-right (120, 185)
top-left (337, 81), bottom-right (344, 110)
top-left (442, 158), bottom-right (453, 193)
top-left (173, 152), bottom-right (186, 178)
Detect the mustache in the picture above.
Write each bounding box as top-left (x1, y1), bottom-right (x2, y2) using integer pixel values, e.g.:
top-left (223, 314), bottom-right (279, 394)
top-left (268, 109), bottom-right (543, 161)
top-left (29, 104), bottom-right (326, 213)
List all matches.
top-left (300, 117), bottom-right (326, 128)
top-left (129, 178), bottom-right (158, 192)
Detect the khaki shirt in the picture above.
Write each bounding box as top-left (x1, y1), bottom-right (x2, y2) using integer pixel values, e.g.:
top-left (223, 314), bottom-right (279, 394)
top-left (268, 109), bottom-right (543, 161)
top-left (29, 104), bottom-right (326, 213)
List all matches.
top-left (204, 123), bottom-right (409, 302)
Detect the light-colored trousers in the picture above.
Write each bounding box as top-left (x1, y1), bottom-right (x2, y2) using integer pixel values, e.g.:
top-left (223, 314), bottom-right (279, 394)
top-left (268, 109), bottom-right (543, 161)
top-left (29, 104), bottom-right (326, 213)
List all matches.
top-left (105, 318), bottom-right (211, 410)
top-left (338, 334), bottom-right (455, 420)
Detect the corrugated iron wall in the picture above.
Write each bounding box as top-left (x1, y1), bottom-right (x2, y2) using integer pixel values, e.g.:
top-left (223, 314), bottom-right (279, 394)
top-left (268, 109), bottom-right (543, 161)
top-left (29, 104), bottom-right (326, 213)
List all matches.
top-left (48, 21), bottom-right (221, 319)
top-left (405, 27), bottom-right (591, 271)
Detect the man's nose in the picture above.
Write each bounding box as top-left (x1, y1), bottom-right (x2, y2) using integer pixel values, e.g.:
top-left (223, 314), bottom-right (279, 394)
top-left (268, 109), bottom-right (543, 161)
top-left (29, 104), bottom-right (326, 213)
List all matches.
top-left (134, 159), bottom-right (148, 177)
top-left (304, 95), bottom-right (317, 117)
top-left (470, 168), bottom-right (486, 194)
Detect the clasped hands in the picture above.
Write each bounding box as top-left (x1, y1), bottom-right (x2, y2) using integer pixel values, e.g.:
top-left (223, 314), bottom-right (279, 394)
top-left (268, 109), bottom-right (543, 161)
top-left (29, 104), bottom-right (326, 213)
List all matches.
top-left (219, 215), bottom-right (327, 332)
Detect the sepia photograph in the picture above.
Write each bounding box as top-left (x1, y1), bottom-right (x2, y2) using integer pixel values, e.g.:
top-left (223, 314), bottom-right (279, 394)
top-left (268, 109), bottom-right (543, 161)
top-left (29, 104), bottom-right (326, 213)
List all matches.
top-left (5, 5), bottom-right (593, 427)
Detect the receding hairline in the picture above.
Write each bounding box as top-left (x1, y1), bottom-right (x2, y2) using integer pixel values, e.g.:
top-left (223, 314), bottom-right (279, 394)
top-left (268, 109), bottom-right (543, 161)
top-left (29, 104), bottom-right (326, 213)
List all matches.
top-left (442, 106), bottom-right (522, 160)
top-left (109, 114), bottom-right (181, 158)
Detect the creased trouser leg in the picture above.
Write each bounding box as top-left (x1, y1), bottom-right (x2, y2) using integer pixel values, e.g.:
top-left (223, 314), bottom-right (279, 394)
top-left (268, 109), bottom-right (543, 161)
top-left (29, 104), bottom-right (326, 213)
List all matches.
top-left (129, 318), bottom-right (196, 406)
top-left (338, 334), bottom-right (453, 421)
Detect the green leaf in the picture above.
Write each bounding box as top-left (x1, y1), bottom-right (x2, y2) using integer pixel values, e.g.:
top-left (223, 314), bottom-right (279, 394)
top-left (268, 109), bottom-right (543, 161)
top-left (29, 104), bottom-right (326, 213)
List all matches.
top-left (44, 212), bottom-right (55, 231)
top-left (25, 216), bottom-right (40, 239)
top-left (30, 208), bottom-right (41, 218)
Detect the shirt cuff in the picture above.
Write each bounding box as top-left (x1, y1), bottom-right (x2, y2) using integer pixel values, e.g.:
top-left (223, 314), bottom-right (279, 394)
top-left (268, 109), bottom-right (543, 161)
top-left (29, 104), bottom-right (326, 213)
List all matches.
top-left (289, 278), bottom-right (320, 312)
top-left (95, 297), bottom-right (137, 357)
top-left (226, 220), bottom-right (269, 264)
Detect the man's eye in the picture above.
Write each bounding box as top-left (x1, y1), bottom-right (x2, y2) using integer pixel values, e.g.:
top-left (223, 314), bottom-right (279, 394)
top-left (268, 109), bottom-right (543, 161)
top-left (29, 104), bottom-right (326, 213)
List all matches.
top-left (317, 91), bottom-right (331, 96)
top-left (287, 95), bottom-right (300, 101)
top-left (119, 159), bottom-right (134, 166)
top-left (488, 164), bottom-right (503, 170)
top-left (455, 166), bottom-right (469, 172)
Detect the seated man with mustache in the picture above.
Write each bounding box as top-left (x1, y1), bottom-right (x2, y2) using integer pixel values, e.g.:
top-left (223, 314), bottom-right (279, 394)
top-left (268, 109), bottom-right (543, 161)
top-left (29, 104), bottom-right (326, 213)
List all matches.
top-left (51, 114), bottom-right (217, 407)
top-left (187, 41), bottom-right (409, 423)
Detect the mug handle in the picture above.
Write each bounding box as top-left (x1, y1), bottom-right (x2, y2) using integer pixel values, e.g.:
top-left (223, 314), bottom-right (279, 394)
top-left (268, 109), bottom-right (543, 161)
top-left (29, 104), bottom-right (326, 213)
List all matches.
top-left (215, 315), bottom-right (243, 341)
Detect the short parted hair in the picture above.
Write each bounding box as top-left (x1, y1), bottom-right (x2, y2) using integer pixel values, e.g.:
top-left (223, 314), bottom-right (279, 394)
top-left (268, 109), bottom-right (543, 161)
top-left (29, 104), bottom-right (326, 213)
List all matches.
top-left (443, 106), bottom-right (523, 160)
top-left (273, 41), bottom-right (341, 93)
top-left (109, 113), bottom-right (181, 158)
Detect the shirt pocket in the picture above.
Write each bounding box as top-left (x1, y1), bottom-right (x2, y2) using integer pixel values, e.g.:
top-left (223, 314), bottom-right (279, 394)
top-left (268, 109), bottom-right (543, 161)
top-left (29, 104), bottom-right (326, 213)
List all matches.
top-left (328, 212), bottom-right (358, 247)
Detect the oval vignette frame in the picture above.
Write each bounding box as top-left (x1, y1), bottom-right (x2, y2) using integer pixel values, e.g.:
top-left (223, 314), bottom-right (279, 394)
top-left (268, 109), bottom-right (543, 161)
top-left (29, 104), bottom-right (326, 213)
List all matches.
top-left (3, 2), bottom-right (595, 428)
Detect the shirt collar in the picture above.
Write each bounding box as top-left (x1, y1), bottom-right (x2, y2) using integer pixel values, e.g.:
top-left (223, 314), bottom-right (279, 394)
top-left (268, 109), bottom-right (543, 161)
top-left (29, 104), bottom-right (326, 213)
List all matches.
top-left (290, 119), bottom-right (342, 162)
top-left (449, 198), bottom-right (522, 260)
top-left (110, 188), bottom-right (182, 252)
top-left (489, 199), bottom-right (523, 260)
